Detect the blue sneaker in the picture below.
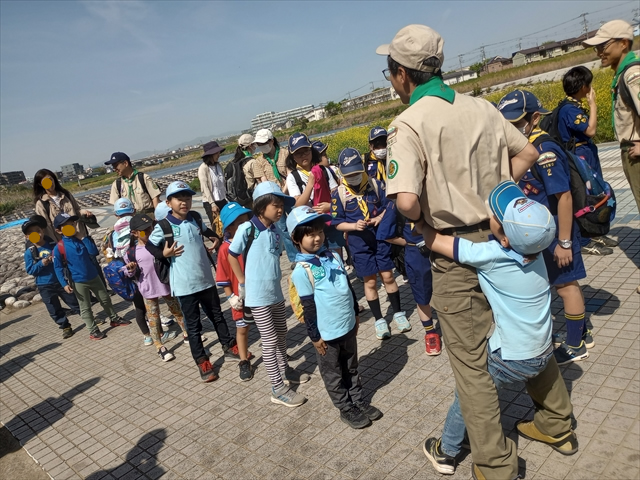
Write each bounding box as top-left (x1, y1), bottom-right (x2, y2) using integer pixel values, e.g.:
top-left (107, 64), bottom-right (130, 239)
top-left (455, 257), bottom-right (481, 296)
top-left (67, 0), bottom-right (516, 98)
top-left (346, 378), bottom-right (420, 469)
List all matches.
top-left (375, 319), bottom-right (391, 340)
top-left (161, 330), bottom-right (178, 343)
top-left (393, 311), bottom-right (411, 333)
top-left (143, 335), bottom-right (153, 346)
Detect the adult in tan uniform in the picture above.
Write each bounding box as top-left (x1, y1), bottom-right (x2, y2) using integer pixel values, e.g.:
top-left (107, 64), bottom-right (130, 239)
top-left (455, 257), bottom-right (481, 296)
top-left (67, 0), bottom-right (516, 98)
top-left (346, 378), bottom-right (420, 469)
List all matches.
top-left (584, 20), bottom-right (640, 212)
top-left (106, 152), bottom-right (161, 215)
top-left (377, 25), bottom-right (539, 480)
top-left (253, 128), bottom-right (289, 193)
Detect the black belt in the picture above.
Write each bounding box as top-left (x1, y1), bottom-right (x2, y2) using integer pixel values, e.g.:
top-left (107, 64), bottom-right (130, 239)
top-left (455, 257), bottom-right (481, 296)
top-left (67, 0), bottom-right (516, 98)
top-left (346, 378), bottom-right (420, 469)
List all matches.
top-left (440, 221), bottom-right (491, 236)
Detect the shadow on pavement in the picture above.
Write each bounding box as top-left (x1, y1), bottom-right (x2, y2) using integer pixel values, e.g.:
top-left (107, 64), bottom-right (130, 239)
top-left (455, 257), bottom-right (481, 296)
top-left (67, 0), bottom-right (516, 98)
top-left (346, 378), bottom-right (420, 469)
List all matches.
top-left (0, 315), bottom-right (31, 332)
top-left (85, 428), bottom-right (167, 480)
top-left (611, 225), bottom-right (640, 269)
top-left (2, 377), bottom-right (100, 455)
top-left (0, 335), bottom-right (36, 358)
top-left (0, 342), bottom-right (62, 384)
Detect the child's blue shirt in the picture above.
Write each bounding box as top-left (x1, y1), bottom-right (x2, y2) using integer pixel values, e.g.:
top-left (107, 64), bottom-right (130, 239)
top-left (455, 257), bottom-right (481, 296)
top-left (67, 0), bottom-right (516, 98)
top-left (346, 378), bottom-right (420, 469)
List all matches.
top-left (24, 239), bottom-right (57, 286)
top-left (53, 236), bottom-right (99, 286)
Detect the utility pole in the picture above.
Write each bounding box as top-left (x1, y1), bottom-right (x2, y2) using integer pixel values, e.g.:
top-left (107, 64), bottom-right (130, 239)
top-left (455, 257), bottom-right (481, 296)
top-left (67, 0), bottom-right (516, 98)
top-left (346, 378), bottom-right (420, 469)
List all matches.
top-left (580, 13), bottom-right (588, 38)
top-left (518, 38), bottom-right (522, 51)
top-left (458, 54), bottom-right (463, 70)
top-left (370, 82), bottom-right (375, 91)
top-left (480, 46), bottom-right (486, 63)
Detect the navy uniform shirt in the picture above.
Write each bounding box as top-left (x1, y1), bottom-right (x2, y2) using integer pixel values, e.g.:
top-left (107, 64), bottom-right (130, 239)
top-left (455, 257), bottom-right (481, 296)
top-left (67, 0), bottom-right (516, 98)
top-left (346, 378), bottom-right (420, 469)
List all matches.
top-left (376, 201), bottom-right (422, 245)
top-left (330, 178), bottom-right (388, 227)
top-left (363, 151), bottom-right (386, 184)
top-left (557, 98), bottom-right (601, 177)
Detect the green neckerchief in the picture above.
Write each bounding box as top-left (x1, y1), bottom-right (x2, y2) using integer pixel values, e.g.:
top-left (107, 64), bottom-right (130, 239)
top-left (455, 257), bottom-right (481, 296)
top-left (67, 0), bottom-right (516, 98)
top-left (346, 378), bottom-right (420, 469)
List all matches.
top-left (265, 146), bottom-right (281, 181)
top-left (123, 169), bottom-right (139, 200)
top-left (243, 150), bottom-right (252, 158)
top-left (409, 76), bottom-right (455, 106)
top-left (611, 51), bottom-right (640, 129)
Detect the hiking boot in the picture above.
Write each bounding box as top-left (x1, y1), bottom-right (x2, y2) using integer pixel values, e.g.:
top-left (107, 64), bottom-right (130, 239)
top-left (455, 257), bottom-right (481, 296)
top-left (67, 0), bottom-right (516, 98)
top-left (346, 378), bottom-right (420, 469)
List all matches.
top-left (593, 235), bottom-right (618, 247)
top-left (143, 335), bottom-right (153, 346)
top-left (196, 357), bottom-right (218, 382)
top-left (425, 332), bottom-right (442, 356)
top-left (110, 316), bottom-right (131, 327)
top-left (270, 386), bottom-right (306, 408)
top-left (554, 341), bottom-right (589, 365)
top-left (89, 329), bottom-right (106, 341)
top-left (516, 420), bottom-right (578, 455)
top-left (238, 360), bottom-right (253, 381)
top-left (223, 344), bottom-right (254, 362)
top-left (353, 401), bottom-right (383, 421)
top-left (581, 240), bottom-right (613, 256)
top-left (340, 405), bottom-right (371, 429)
top-left (283, 367), bottom-right (310, 385)
top-left (161, 330), bottom-right (178, 343)
top-left (423, 437), bottom-right (456, 475)
top-left (393, 311), bottom-right (411, 333)
top-left (375, 319), bottom-right (391, 340)
top-left (158, 346), bottom-right (175, 362)
top-left (62, 327), bottom-right (74, 339)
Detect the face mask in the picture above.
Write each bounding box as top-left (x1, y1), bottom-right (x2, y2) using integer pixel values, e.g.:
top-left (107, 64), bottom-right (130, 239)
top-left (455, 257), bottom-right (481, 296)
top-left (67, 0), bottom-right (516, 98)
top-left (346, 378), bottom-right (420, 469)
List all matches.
top-left (373, 148), bottom-right (387, 160)
top-left (257, 144), bottom-right (271, 155)
top-left (518, 122), bottom-right (529, 137)
top-left (345, 174), bottom-right (362, 186)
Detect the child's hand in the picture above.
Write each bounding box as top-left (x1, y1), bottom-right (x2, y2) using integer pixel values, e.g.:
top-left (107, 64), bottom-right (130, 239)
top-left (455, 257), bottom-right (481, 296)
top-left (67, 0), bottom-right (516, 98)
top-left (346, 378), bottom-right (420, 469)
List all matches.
top-left (367, 216), bottom-right (382, 227)
top-left (354, 220), bottom-right (367, 231)
top-left (64, 285), bottom-right (73, 294)
top-left (312, 338), bottom-right (328, 356)
top-left (126, 262), bottom-right (137, 272)
top-left (164, 242), bottom-right (184, 258)
top-left (228, 294), bottom-right (243, 311)
top-left (237, 283), bottom-right (246, 301)
top-left (313, 202), bottom-right (330, 214)
top-left (42, 256), bottom-right (52, 266)
top-left (554, 245), bottom-right (573, 268)
top-left (207, 237), bottom-right (220, 251)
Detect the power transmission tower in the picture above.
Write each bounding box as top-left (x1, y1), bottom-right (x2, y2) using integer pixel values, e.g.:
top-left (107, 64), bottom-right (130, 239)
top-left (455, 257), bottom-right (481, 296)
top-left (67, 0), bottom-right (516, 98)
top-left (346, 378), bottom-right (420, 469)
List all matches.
top-left (580, 13), bottom-right (589, 37)
top-left (518, 38), bottom-right (522, 51)
top-left (480, 46), bottom-right (486, 63)
top-left (458, 54), bottom-right (463, 70)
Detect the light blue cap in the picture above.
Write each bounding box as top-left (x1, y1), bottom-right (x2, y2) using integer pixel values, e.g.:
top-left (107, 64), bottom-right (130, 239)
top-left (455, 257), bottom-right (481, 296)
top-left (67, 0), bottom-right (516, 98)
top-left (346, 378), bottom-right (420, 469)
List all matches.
top-left (489, 181), bottom-right (556, 255)
top-left (154, 202), bottom-right (172, 221)
top-left (220, 202), bottom-right (252, 231)
top-left (166, 180), bottom-right (195, 198)
top-left (286, 206), bottom-right (331, 234)
top-left (114, 197), bottom-right (135, 216)
top-left (252, 181), bottom-right (295, 208)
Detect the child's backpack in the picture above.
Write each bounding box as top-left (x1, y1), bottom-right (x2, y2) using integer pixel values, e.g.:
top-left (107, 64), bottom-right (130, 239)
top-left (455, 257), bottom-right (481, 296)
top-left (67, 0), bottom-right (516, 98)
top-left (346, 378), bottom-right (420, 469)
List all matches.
top-left (103, 258), bottom-right (137, 301)
top-left (616, 60), bottom-right (640, 117)
top-left (539, 98), bottom-right (574, 149)
top-left (531, 134), bottom-right (616, 238)
top-left (225, 157), bottom-right (252, 207)
top-left (289, 251), bottom-right (341, 323)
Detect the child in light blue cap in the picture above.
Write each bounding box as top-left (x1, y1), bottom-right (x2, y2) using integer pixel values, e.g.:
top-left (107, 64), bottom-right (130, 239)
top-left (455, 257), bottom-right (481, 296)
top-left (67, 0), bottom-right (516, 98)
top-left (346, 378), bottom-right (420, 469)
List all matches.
top-left (420, 180), bottom-right (577, 475)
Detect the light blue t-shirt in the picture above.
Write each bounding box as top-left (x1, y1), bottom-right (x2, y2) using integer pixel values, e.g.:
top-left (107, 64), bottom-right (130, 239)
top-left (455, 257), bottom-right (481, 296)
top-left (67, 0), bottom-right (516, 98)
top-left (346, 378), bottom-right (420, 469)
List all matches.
top-left (228, 217), bottom-right (284, 308)
top-left (291, 252), bottom-right (355, 341)
top-left (454, 238), bottom-right (552, 360)
top-left (149, 214), bottom-right (214, 297)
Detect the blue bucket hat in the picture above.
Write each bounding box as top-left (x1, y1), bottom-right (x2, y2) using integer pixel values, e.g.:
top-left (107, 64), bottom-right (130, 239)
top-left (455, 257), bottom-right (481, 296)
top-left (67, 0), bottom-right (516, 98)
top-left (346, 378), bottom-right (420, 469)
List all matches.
top-left (497, 90), bottom-right (550, 122)
top-left (369, 126), bottom-right (387, 142)
top-left (311, 141), bottom-right (328, 154)
top-left (489, 181), bottom-right (556, 255)
top-left (114, 197), bottom-right (135, 216)
top-left (286, 206), bottom-right (331, 234)
top-left (220, 202), bottom-right (252, 231)
top-left (166, 181), bottom-right (195, 198)
top-left (252, 181), bottom-right (295, 208)
top-left (288, 132), bottom-right (312, 153)
top-left (154, 202), bottom-right (172, 221)
top-left (338, 148), bottom-right (365, 176)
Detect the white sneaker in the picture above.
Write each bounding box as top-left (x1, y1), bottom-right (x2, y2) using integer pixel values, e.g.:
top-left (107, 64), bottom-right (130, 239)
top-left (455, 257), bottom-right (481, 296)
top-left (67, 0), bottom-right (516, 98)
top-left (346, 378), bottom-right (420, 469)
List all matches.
top-left (270, 386), bottom-right (306, 407)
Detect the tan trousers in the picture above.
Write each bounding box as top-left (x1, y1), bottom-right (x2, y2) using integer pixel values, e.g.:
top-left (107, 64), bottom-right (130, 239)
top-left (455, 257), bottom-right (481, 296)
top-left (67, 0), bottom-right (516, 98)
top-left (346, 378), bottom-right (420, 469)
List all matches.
top-left (620, 143), bottom-right (640, 213)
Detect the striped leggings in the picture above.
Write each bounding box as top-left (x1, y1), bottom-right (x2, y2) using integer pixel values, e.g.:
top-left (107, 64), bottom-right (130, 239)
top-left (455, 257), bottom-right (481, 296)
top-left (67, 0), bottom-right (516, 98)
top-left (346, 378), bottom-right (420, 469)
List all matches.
top-left (251, 301), bottom-right (288, 390)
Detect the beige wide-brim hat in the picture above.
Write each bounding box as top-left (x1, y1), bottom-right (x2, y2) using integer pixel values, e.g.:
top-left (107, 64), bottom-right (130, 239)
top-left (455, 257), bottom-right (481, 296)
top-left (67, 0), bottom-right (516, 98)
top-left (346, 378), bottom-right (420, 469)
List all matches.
top-left (583, 19), bottom-right (634, 46)
top-left (376, 24), bottom-right (444, 72)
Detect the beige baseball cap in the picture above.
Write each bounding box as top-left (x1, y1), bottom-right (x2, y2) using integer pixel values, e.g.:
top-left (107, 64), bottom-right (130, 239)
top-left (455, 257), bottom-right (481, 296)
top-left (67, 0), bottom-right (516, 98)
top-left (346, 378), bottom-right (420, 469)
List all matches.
top-left (376, 24), bottom-right (444, 72)
top-left (583, 19), bottom-right (634, 46)
top-left (238, 133), bottom-right (254, 147)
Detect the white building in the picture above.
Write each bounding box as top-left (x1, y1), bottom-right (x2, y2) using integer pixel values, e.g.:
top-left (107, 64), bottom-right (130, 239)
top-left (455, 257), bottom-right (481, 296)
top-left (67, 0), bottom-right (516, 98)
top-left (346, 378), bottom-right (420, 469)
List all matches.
top-left (341, 87), bottom-right (400, 113)
top-left (442, 70), bottom-right (478, 85)
top-left (251, 104), bottom-right (314, 132)
top-left (305, 107), bottom-right (326, 122)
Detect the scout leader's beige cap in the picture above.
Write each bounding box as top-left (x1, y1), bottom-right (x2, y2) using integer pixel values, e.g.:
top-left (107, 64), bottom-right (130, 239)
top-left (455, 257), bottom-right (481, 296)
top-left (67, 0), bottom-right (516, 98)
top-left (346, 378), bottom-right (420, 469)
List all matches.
top-left (583, 19), bottom-right (634, 46)
top-left (376, 24), bottom-right (444, 73)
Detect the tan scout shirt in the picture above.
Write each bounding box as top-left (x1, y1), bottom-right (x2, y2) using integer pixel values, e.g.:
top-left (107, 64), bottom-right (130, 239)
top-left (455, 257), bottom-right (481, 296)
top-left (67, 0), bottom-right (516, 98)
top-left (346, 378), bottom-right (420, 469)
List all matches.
top-left (385, 94), bottom-right (529, 229)
top-left (254, 146), bottom-right (289, 186)
top-left (614, 64), bottom-right (640, 143)
top-left (243, 158), bottom-right (259, 191)
top-left (35, 192), bottom-right (87, 241)
top-left (109, 172), bottom-right (161, 212)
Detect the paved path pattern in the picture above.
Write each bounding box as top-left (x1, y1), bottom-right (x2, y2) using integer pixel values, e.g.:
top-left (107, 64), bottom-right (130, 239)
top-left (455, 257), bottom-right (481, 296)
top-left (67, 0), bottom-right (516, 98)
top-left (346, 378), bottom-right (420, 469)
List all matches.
top-left (1, 143), bottom-right (638, 480)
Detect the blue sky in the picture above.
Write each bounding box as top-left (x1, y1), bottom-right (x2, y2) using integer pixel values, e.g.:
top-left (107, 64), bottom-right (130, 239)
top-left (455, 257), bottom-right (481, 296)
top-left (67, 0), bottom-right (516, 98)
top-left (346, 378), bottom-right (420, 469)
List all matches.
top-left (1, 0), bottom-right (637, 176)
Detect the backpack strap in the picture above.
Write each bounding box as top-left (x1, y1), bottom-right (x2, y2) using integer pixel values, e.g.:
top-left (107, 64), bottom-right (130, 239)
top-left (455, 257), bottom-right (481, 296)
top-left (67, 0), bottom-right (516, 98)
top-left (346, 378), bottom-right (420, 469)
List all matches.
top-left (158, 219), bottom-right (174, 247)
top-left (41, 199), bottom-right (51, 220)
top-left (337, 184), bottom-right (348, 210)
top-left (618, 61), bottom-right (640, 117)
top-left (367, 177), bottom-right (380, 201)
top-left (28, 244), bottom-right (39, 262)
top-left (530, 135), bottom-right (553, 184)
top-left (116, 177), bottom-right (122, 199)
top-left (56, 240), bottom-right (66, 264)
top-left (137, 171), bottom-right (150, 198)
top-left (298, 262), bottom-right (315, 290)
top-left (243, 222), bottom-right (256, 263)
top-left (291, 169), bottom-right (306, 195)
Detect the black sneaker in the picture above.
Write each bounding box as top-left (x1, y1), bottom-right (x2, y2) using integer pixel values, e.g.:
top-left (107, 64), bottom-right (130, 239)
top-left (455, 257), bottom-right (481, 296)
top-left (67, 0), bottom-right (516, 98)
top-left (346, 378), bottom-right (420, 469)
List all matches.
top-left (353, 401), bottom-right (383, 421)
top-left (62, 327), bottom-right (74, 339)
top-left (158, 347), bottom-right (175, 362)
top-left (89, 329), bottom-right (106, 341)
top-left (593, 235), bottom-right (618, 247)
top-left (423, 437), bottom-right (456, 475)
top-left (110, 316), bottom-right (131, 327)
top-left (581, 240), bottom-right (613, 256)
top-left (340, 405), bottom-right (371, 429)
top-left (554, 341), bottom-right (589, 365)
top-left (238, 360), bottom-right (253, 381)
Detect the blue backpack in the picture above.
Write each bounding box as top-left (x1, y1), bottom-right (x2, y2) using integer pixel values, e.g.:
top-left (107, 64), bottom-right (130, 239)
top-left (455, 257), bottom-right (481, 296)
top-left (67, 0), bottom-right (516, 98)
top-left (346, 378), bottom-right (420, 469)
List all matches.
top-left (103, 259), bottom-right (137, 301)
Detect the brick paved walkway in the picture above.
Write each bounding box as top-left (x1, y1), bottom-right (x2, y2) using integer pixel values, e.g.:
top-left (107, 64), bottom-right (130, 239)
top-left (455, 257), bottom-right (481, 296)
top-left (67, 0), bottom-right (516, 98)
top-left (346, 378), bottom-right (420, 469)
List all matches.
top-left (1, 144), bottom-right (638, 480)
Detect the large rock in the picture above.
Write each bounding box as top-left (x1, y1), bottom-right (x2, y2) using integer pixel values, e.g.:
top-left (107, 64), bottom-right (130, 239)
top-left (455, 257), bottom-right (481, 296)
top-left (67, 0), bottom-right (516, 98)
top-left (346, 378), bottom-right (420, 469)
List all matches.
top-left (4, 296), bottom-right (16, 307)
top-left (12, 300), bottom-right (30, 309)
top-left (0, 282), bottom-right (16, 294)
top-left (18, 292), bottom-right (37, 301)
top-left (31, 294), bottom-right (42, 303)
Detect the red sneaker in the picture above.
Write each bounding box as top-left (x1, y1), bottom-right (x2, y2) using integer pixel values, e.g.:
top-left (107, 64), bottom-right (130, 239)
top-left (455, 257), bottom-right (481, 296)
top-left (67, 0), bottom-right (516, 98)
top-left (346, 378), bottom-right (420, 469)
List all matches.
top-left (425, 333), bottom-right (441, 356)
top-left (197, 358), bottom-right (218, 382)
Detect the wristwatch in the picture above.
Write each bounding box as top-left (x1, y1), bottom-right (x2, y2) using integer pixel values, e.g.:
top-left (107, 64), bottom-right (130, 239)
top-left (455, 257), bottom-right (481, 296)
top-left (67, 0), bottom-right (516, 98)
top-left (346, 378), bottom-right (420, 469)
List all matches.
top-left (558, 239), bottom-right (572, 249)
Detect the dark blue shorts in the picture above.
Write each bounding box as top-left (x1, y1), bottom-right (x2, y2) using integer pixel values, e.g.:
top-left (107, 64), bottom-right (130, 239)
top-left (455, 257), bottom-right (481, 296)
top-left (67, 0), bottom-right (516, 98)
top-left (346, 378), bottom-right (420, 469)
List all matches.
top-left (347, 229), bottom-right (394, 277)
top-left (543, 224), bottom-right (586, 285)
top-left (405, 246), bottom-right (433, 305)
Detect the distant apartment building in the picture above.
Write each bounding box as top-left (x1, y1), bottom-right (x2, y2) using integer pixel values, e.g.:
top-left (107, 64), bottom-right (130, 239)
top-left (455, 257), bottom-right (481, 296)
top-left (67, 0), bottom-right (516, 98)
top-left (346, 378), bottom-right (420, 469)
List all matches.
top-left (251, 105), bottom-right (314, 132)
top-left (341, 87), bottom-right (400, 113)
top-left (443, 69), bottom-right (478, 85)
top-left (60, 163), bottom-right (84, 178)
top-left (305, 107), bottom-right (326, 122)
top-left (0, 170), bottom-right (27, 186)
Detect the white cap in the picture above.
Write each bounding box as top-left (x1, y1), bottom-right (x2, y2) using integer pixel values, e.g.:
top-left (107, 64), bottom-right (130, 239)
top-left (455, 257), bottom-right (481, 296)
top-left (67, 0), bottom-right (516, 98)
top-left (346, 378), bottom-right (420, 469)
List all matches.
top-left (376, 24), bottom-right (444, 72)
top-left (583, 19), bottom-right (634, 46)
top-left (238, 133), bottom-right (254, 148)
top-left (254, 129), bottom-right (274, 144)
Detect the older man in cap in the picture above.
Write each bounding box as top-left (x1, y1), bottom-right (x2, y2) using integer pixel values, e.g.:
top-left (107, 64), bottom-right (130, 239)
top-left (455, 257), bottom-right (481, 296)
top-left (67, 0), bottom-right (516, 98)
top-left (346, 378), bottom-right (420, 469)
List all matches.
top-left (198, 140), bottom-right (228, 226)
top-left (107, 152), bottom-right (161, 215)
top-left (377, 25), bottom-right (540, 479)
top-left (584, 19), bottom-right (640, 212)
